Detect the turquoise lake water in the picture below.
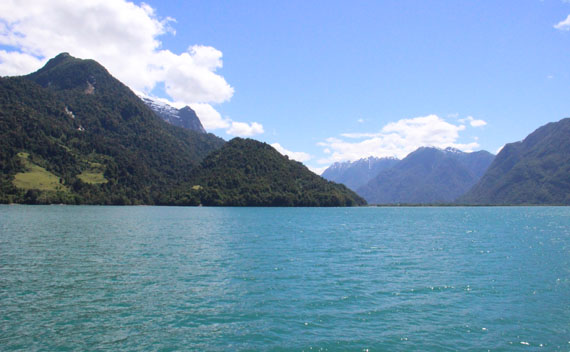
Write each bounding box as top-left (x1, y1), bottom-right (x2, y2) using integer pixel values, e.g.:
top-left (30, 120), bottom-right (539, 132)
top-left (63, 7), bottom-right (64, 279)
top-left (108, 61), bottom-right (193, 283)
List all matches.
top-left (1, 205), bottom-right (569, 351)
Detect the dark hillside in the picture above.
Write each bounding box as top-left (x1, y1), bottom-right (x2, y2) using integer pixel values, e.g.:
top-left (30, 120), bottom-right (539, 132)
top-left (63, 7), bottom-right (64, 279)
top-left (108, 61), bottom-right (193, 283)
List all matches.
top-left (0, 53), bottom-right (224, 204)
top-left (177, 138), bottom-right (366, 206)
top-left (460, 118), bottom-right (570, 205)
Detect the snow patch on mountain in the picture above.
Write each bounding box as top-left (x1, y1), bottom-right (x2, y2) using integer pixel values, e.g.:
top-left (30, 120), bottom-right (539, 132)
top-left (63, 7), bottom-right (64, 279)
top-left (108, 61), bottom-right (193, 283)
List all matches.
top-left (138, 94), bottom-right (206, 133)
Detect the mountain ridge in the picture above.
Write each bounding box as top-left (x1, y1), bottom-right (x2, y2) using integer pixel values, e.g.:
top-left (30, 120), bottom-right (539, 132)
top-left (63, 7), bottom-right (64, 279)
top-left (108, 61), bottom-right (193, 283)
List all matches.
top-left (357, 147), bottom-right (494, 204)
top-left (1, 53), bottom-right (366, 206)
top-left (0, 53), bottom-right (225, 204)
top-left (460, 118), bottom-right (570, 205)
top-left (322, 156), bottom-right (400, 191)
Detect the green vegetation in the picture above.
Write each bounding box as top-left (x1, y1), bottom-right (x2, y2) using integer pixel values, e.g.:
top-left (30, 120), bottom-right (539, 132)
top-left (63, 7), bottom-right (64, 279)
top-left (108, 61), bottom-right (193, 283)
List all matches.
top-left (1, 53), bottom-right (362, 206)
top-left (460, 118), bottom-right (570, 205)
top-left (0, 53), bottom-right (224, 204)
top-left (168, 138), bottom-right (366, 206)
top-left (13, 153), bottom-right (68, 192)
top-left (76, 162), bottom-right (107, 184)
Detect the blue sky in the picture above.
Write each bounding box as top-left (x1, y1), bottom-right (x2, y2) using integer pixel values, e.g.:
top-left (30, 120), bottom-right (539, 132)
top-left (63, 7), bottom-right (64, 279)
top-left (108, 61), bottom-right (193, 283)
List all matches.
top-left (1, 0), bottom-right (569, 173)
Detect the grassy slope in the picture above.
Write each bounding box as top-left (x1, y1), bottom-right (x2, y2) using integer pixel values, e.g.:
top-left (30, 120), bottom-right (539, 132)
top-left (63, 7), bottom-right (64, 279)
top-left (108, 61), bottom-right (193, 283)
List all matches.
top-left (13, 153), bottom-right (68, 192)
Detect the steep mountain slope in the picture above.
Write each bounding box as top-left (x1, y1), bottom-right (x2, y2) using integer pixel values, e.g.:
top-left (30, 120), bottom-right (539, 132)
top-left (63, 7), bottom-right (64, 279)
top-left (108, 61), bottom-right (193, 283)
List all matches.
top-left (177, 138), bottom-right (366, 206)
top-left (322, 156), bottom-right (399, 191)
top-left (357, 147), bottom-right (494, 204)
top-left (460, 118), bottom-right (570, 205)
top-left (0, 53), bottom-right (224, 204)
top-left (140, 96), bottom-right (206, 133)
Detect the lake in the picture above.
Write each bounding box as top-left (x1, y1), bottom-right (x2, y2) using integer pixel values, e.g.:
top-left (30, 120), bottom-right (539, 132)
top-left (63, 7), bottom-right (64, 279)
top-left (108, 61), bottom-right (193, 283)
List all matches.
top-left (1, 205), bottom-right (569, 351)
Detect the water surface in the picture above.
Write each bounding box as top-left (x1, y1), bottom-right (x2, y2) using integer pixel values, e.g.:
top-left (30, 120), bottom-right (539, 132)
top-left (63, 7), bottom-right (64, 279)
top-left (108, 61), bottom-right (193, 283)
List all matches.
top-left (1, 206), bottom-right (569, 350)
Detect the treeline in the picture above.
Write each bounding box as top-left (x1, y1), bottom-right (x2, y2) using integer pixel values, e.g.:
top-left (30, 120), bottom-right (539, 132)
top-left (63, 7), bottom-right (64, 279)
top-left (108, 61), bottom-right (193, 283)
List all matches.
top-left (167, 138), bottom-right (366, 207)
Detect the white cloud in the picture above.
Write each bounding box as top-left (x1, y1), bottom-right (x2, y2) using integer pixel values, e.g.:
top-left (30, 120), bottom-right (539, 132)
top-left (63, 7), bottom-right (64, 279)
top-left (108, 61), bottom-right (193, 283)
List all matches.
top-left (271, 143), bottom-right (312, 162)
top-left (189, 103), bottom-right (231, 130)
top-left (0, 0), bottom-right (257, 133)
top-left (357, 118), bottom-right (364, 123)
top-left (317, 114), bottom-right (480, 164)
top-left (226, 121), bottom-right (264, 137)
top-left (496, 145), bottom-right (504, 154)
top-left (341, 132), bottom-right (382, 138)
top-left (307, 165), bottom-right (328, 176)
top-left (158, 46), bottom-right (234, 104)
top-left (0, 50), bottom-right (44, 76)
top-left (554, 14), bottom-right (570, 30)
top-left (459, 115), bottom-right (487, 127)
top-left (470, 119), bottom-right (487, 127)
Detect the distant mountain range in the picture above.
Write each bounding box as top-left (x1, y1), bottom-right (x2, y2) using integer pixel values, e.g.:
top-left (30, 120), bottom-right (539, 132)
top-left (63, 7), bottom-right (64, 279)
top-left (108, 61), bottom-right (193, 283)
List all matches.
top-left (0, 53), bottom-right (362, 206)
top-left (324, 115), bottom-right (570, 206)
top-left (140, 95), bottom-right (206, 133)
top-left (357, 147), bottom-right (495, 204)
top-left (322, 156), bottom-right (399, 191)
top-left (460, 118), bottom-right (570, 205)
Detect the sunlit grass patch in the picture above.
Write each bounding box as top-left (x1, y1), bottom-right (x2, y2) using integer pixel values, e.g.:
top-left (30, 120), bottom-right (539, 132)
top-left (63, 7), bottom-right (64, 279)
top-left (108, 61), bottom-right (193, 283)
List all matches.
top-left (78, 171), bottom-right (107, 184)
top-left (77, 162), bottom-right (108, 184)
top-left (13, 153), bottom-right (68, 192)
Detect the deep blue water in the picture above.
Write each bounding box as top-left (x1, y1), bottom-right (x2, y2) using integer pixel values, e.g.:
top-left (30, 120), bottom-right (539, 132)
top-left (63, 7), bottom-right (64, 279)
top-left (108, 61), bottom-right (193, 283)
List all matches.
top-left (1, 206), bottom-right (569, 351)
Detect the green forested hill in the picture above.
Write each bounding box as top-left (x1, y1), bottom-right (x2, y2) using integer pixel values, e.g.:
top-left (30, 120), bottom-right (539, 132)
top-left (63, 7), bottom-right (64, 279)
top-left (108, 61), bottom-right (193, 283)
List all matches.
top-left (460, 118), bottom-right (570, 205)
top-left (1, 53), bottom-right (365, 206)
top-left (0, 53), bottom-right (225, 204)
top-left (172, 138), bottom-right (366, 206)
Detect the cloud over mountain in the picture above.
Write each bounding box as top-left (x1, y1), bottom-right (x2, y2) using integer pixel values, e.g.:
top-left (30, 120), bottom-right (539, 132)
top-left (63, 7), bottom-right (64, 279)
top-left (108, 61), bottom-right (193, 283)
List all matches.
top-left (271, 143), bottom-right (312, 162)
top-left (318, 114), bottom-right (480, 164)
top-left (0, 0), bottom-right (262, 135)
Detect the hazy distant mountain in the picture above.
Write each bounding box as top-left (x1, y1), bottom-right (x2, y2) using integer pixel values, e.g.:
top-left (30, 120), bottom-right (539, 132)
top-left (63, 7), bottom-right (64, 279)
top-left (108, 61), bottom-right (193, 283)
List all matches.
top-left (358, 147), bottom-right (494, 204)
top-left (140, 95), bottom-right (206, 133)
top-left (460, 118), bottom-right (570, 205)
top-left (322, 156), bottom-right (399, 190)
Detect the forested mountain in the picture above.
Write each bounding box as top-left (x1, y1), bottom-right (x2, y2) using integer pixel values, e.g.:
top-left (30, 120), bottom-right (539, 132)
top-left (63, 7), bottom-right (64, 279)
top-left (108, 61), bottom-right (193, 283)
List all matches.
top-left (357, 147), bottom-right (494, 204)
top-left (0, 53), bottom-right (224, 204)
top-left (460, 118), bottom-right (570, 205)
top-left (0, 53), bottom-right (367, 206)
top-left (322, 156), bottom-right (399, 191)
top-left (173, 138), bottom-right (366, 206)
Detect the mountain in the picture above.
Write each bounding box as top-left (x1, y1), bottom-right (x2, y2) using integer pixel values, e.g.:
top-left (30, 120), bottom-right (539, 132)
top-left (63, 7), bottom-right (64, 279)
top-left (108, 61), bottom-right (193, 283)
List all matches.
top-left (460, 118), bottom-right (570, 205)
top-left (0, 53), bottom-right (224, 204)
top-left (357, 147), bottom-right (494, 204)
top-left (322, 156), bottom-right (399, 191)
top-left (140, 95), bottom-right (206, 133)
top-left (175, 138), bottom-right (366, 206)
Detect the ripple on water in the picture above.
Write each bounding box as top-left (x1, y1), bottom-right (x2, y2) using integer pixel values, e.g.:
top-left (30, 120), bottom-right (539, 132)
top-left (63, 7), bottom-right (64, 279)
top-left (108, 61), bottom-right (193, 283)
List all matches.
top-left (0, 205), bottom-right (569, 350)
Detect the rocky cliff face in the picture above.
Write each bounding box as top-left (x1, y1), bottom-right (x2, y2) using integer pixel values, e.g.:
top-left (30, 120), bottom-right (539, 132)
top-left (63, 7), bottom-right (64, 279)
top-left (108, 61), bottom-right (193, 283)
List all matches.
top-left (140, 95), bottom-right (206, 133)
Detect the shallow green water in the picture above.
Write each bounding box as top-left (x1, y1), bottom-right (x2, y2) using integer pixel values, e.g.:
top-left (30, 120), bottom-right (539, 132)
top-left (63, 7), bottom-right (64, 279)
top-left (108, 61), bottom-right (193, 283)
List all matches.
top-left (1, 206), bottom-right (569, 351)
